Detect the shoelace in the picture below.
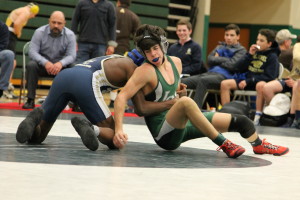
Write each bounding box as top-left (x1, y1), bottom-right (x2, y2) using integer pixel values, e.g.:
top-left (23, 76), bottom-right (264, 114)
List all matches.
top-left (216, 140), bottom-right (238, 151)
top-left (262, 139), bottom-right (279, 150)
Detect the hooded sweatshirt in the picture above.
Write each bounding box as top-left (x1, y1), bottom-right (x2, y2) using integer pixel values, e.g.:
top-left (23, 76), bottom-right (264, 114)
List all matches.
top-left (235, 41), bottom-right (281, 86)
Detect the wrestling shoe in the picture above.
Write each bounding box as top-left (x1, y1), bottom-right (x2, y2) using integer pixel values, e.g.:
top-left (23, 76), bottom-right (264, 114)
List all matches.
top-left (71, 117), bottom-right (99, 151)
top-left (253, 139), bottom-right (289, 156)
top-left (16, 107), bottom-right (44, 143)
top-left (217, 139), bottom-right (245, 158)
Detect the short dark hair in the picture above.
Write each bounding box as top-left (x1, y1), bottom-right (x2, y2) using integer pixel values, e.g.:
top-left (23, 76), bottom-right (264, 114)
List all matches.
top-left (259, 29), bottom-right (276, 43)
top-left (119, 0), bottom-right (131, 7)
top-left (176, 19), bottom-right (192, 30)
top-left (134, 24), bottom-right (166, 52)
top-left (225, 24), bottom-right (240, 35)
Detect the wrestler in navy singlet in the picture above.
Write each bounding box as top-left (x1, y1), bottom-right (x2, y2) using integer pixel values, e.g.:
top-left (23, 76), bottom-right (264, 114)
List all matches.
top-left (42, 55), bottom-right (124, 124)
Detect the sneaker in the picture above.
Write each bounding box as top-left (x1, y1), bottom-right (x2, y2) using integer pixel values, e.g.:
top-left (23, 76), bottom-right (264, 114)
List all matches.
top-left (22, 99), bottom-right (35, 109)
top-left (291, 119), bottom-right (300, 129)
top-left (253, 113), bottom-right (261, 126)
top-left (253, 139), bottom-right (289, 156)
top-left (2, 90), bottom-right (18, 99)
top-left (281, 117), bottom-right (294, 128)
top-left (16, 107), bottom-right (44, 143)
top-left (217, 139), bottom-right (245, 158)
top-left (8, 83), bottom-right (15, 91)
top-left (71, 117), bottom-right (99, 151)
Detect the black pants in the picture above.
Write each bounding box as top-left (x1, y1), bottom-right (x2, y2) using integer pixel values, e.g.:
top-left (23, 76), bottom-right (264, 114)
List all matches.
top-left (25, 60), bottom-right (71, 99)
top-left (181, 72), bottom-right (225, 108)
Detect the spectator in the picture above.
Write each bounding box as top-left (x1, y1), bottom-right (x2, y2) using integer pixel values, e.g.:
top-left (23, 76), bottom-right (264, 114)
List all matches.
top-left (4, 2), bottom-right (39, 99)
top-left (167, 19), bottom-right (203, 76)
top-left (262, 35), bottom-right (300, 127)
top-left (291, 80), bottom-right (300, 129)
top-left (71, 0), bottom-right (117, 63)
top-left (109, 0), bottom-right (141, 109)
top-left (22, 11), bottom-right (76, 109)
top-left (114, 0), bottom-right (140, 55)
top-left (276, 29), bottom-right (296, 70)
top-left (181, 24), bottom-right (247, 109)
top-left (0, 21), bottom-right (14, 98)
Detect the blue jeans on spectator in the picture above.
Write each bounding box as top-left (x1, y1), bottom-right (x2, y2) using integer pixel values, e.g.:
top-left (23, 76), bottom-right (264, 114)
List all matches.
top-left (76, 42), bottom-right (106, 64)
top-left (0, 49), bottom-right (14, 90)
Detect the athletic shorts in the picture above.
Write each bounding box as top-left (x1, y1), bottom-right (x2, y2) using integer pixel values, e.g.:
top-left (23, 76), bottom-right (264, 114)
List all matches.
top-left (235, 79), bottom-right (256, 90)
top-left (278, 79), bottom-right (293, 93)
top-left (145, 111), bottom-right (215, 150)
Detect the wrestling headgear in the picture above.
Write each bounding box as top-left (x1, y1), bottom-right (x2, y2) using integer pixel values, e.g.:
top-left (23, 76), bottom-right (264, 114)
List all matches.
top-left (28, 3), bottom-right (39, 15)
top-left (134, 24), bottom-right (169, 57)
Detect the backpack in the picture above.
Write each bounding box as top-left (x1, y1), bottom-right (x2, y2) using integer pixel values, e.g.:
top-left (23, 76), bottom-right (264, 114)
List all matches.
top-left (218, 100), bottom-right (251, 118)
top-left (260, 93), bottom-right (291, 127)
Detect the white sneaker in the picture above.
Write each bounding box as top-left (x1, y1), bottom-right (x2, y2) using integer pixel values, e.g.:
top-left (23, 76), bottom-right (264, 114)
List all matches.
top-left (253, 114), bottom-right (261, 126)
top-left (8, 83), bottom-right (15, 91)
top-left (2, 90), bottom-right (18, 99)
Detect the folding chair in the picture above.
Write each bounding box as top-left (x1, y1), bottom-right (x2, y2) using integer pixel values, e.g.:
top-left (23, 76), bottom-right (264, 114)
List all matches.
top-left (18, 41), bottom-right (30, 105)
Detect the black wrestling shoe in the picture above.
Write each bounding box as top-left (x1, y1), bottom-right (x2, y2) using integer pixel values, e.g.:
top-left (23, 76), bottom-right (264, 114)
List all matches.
top-left (16, 107), bottom-right (44, 143)
top-left (71, 117), bottom-right (99, 151)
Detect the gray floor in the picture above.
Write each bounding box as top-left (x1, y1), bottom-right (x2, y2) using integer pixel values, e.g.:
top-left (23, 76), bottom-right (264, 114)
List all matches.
top-left (0, 109), bottom-right (299, 200)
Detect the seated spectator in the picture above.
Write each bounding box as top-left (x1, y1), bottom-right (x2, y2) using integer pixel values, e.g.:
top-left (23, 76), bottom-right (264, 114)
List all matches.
top-left (262, 35), bottom-right (300, 126)
top-left (0, 21), bottom-right (14, 98)
top-left (22, 11), bottom-right (76, 109)
top-left (276, 29), bottom-right (296, 71)
top-left (290, 80), bottom-right (300, 129)
top-left (167, 19), bottom-right (203, 76)
top-left (220, 29), bottom-right (280, 125)
top-left (181, 24), bottom-right (247, 109)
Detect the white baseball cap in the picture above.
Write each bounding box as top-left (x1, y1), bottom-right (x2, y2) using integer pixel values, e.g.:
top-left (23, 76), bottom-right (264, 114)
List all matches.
top-left (276, 29), bottom-right (297, 43)
top-left (263, 93), bottom-right (290, 116)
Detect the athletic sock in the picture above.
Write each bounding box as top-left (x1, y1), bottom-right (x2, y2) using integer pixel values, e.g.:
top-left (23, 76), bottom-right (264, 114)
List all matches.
top-left (249, 137), bottom-right (262, 147)
top-left (212, 133), bottom-right (227, 146)
top-left (253, 111), bottom-right (262, 125)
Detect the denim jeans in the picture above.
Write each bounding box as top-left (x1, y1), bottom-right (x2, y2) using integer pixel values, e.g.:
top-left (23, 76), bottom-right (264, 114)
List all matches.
top-left (0, 50), bottom-right (14, 90)
top-left (76, 42), bottom-right (106, 64)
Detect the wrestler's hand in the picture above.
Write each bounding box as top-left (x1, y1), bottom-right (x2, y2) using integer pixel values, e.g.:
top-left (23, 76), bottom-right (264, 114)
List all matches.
top-left (177, 83), bottom-right (187, 97)
top-left (113, 131), bottom-right (128, 149)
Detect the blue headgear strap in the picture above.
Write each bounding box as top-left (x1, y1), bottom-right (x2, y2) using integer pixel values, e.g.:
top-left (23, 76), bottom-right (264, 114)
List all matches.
top-left (127, 49), bottom-right (145, 66)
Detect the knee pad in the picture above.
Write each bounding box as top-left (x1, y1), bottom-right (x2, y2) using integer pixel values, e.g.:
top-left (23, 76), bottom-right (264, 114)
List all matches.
top-left (228, 114), bottom-right (256, 138)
